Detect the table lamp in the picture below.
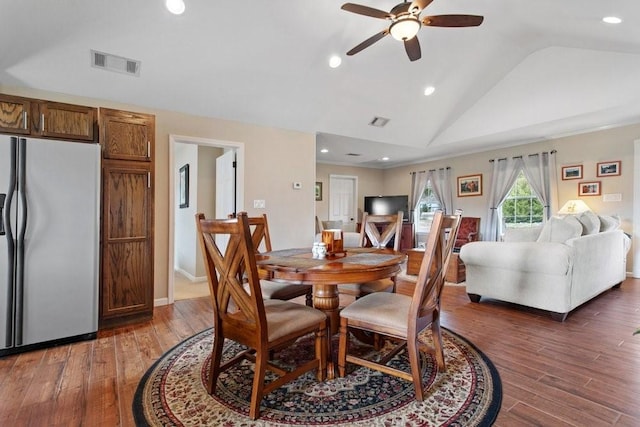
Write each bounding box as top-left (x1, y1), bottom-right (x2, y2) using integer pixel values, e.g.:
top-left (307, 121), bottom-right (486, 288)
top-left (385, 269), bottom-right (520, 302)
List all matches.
top-left (558, 200), bottom-right (591, 215)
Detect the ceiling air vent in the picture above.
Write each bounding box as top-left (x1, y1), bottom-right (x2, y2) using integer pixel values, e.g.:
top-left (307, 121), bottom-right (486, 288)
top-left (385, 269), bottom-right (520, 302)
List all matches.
top-left (91, 50), bottom-right (141, 77)
top-left (369, 116), bottom-right (390, 127)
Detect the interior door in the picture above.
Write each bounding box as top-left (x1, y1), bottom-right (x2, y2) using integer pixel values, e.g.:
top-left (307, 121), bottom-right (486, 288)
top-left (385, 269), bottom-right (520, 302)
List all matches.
top-left (215, 149), bottom-right (236, 250)
top-left (329, 175), bottom-right (357, 232)
top-left (216, 149), bottom-right (236, 218)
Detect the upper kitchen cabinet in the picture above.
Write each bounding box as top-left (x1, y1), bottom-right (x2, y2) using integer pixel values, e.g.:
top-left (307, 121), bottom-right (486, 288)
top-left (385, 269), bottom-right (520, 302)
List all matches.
top-left (100, 108), bottom-right (155, 161)
top-left (37, 102), bottom-right (96, 141)
top-left (0, 94), bottom-right (32, 135)
top-left (0, 94), bottom-right (97, 141)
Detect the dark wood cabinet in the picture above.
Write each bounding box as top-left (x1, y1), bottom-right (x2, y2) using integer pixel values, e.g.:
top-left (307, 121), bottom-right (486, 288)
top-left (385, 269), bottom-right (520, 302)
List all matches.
top-left (99, 109), bottom-right (155, 328)
top-left (100, 108), bottom-right (153, 161)
top-left (0, 94), bottom-right (31, 134)
top-left (0, 93), bottom-right (96, 141)
top-left (38, 101), bottom-right (96, 141)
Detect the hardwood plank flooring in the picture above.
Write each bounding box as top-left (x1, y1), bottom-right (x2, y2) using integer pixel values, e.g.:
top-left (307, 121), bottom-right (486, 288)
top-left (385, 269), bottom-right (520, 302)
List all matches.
top-left (0, 280), bottom-right (638, 426)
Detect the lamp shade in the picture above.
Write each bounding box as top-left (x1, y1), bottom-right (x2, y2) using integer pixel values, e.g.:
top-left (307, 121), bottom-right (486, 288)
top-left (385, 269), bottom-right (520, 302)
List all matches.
top-left (558, 200), bottom-right (591, 215)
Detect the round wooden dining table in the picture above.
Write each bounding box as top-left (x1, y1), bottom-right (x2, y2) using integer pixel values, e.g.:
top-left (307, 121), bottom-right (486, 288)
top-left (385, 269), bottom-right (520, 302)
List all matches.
top-left (255, 247), bottom-right (406, 335)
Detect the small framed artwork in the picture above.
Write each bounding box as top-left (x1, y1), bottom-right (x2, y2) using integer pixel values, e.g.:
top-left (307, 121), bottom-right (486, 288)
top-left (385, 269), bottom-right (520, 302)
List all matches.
top-left (597, 161), bottom-right (621, 177)
top-left (578, 181), bottom-right (601, 196)
top-left (179, 164), bottom-right (189, 208)
top-left (561, 165), bottom-right (583, 180)
top-left (315, 182), bottom-right (323, 201)
top-left (457, 174), bottom-right (483, 197)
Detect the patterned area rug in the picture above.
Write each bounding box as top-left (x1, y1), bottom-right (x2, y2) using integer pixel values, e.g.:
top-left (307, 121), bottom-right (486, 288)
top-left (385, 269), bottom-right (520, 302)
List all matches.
top-left (133, 327), bottom-right (501, 426)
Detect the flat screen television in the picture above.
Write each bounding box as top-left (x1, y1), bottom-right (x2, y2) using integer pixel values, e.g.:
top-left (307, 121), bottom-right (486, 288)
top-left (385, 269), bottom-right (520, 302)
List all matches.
top-left (364, 195), bottom-right (409, 221)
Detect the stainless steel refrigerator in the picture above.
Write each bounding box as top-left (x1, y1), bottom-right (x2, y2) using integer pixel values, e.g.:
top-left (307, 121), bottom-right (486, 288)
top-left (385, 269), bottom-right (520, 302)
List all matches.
top-left (1, 135), bottom-right (100, 356)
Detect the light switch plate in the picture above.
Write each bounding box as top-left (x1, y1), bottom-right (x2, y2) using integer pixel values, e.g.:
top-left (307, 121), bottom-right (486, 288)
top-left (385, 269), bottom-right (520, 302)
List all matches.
top-left (253, 199), bottom-right (265, 209)
top-left (293, 182), bottom-right (302, 189)
top-left (603, 193), bottom-right (622, 202)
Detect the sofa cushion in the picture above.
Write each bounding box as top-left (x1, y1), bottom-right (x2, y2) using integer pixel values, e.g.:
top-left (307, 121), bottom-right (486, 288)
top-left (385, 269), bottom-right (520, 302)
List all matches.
top-left (503, 226), bottom-right (542, 242)
top-left (536, 216), bottom-right (582, 243)
top-left (598, 215), bottom-right (620, 232)
top-left (576, 211), bottom-right (600, 235)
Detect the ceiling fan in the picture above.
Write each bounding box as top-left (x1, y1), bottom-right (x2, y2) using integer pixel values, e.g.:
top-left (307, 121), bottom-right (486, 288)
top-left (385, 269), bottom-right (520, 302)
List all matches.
top-left (341, 0), bottom-right (484, 61)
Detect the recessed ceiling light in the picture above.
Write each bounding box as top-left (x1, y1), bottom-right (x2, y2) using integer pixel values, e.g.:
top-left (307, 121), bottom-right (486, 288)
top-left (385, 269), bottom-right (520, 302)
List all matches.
top-left (329, 55), bottom-right (342, 68)
top-left (424, 86), bottom-right (435, 96)
top-left (320, 148), bottom-right (329, 153)
top-left (603, 16), bottom-right (622, 24)
top-left (166, 0), bottom-right (185, 15)
top-left (381, 157), bottom-right (390, 161)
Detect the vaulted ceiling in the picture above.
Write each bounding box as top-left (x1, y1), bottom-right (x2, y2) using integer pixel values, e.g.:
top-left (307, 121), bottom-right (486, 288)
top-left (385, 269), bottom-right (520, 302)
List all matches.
top-left (2, 0), bottom-right (639, 168)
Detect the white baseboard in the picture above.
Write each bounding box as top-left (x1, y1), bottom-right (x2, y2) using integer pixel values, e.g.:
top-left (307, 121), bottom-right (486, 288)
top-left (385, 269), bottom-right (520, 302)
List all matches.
top-left (175, 267), bottom-right (207, 283)
top-left (154, 297), bottom-right (169, 307)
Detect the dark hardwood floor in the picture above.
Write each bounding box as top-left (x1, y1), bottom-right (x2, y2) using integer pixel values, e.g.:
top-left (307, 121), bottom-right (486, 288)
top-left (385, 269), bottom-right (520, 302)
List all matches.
top-left (1, 279), bottom-right (638, 426)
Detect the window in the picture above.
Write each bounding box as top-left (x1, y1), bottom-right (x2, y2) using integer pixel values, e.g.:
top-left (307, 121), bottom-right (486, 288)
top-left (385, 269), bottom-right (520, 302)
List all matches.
top-left (501, 171), bottom-right (543, 228)
top-left (415, 181), bottom-right (442, 233)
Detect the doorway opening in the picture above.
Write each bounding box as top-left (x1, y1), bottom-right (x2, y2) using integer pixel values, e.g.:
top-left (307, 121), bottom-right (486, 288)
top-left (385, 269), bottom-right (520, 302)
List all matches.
top-left (168, 135), bottom-right (245, 303)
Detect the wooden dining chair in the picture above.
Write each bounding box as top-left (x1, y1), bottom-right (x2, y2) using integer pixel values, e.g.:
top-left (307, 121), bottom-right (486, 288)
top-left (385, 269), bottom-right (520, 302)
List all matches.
top-left (337, 210), bottom-right (462, 401)
top-left (338, 211), bottom-right (404, 297)
top-left (248, 214), bottom-right (313, 306)
top-left (195, 212), bottom-right (328, 420)
top-left (231, 213), bottom-right (313, 306)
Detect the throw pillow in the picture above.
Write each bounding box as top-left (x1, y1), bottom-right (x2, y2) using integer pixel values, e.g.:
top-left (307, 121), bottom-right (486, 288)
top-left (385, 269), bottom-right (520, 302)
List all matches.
top-left (576, 211), bottom-right (600, 235)
top-left (598, 215), bottom-right (621, 232)
top-left (536, 216), bottom-right (583, 243)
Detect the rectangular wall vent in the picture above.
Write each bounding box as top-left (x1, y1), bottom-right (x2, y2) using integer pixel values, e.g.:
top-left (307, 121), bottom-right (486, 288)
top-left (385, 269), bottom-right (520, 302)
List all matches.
top-left (91, 50), bottom-right (140, 77)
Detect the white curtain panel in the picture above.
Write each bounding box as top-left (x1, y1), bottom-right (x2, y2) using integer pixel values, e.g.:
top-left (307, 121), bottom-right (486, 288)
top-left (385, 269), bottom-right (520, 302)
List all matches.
top-left (521, 151), bottom-right (558, 220)
top-left (429, 167), bottom-right (453, 214)
top-left (485, 157), bottom-right (523, 241)
top-left (410, 171), bottom-right (428, 222)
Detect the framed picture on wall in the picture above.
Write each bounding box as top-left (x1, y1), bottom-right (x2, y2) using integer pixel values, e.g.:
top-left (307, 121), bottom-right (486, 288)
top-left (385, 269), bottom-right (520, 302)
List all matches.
top-left (315, 182), bottom-right (323, 201)
top-left (179, 164), bottom-right (189, 208)
top-left (457, 174), bottom-right (483, 197)
top-left (561, 165), bottom-right (583, 180)
top-left (597, 161), bottom-right (621, 177)
top-left (578, 181), bottom-right (601, 196)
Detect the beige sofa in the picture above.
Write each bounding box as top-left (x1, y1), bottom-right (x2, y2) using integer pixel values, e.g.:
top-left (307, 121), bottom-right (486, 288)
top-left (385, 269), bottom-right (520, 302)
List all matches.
top-left (459, 212), bottom-right (630, 321)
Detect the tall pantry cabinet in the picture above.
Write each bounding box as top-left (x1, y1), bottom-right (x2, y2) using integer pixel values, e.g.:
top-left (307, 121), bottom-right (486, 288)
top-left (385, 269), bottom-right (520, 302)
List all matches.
top-left (99, 108), bottom-right (155, 328)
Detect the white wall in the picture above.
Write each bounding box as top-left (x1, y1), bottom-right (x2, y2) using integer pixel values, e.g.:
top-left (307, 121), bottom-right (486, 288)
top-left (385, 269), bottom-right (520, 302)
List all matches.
top-left (174, 143), bottom-right (198, 278)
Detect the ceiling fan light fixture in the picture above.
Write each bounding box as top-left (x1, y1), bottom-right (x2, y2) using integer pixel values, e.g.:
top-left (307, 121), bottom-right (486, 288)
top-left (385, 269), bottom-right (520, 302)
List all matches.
top-left (389, 16), bottom-right (421, 41)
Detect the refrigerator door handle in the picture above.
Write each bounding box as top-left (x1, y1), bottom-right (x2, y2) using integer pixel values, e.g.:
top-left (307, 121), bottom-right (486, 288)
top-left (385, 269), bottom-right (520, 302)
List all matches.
top-left (5, 137), bottom-right (18, 347)
top-left (14, 138), bottom-right (28, 345)
top-left (0, 194), bottom-right (5, 236)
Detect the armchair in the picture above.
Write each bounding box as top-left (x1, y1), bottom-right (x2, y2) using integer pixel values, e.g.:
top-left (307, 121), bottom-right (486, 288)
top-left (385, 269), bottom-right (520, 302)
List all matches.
top-left (454, 217), bottom-right (480, 250)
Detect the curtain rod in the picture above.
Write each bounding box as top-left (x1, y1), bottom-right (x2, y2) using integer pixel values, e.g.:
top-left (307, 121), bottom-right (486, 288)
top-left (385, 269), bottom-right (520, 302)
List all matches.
top-left (489, 150), bottom-right (556, 163)
top-left (409, 166), bottom-right (450, 175)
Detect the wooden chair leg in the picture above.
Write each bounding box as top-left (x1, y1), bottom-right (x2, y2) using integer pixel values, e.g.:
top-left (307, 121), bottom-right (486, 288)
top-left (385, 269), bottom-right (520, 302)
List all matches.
top-left (208, 333), bottom-right (224, 394)
top-left (315, 327), bottom-right (327, 381)
top-left (407, 339), bottom-right (424, 401)
top-left (337, 318), bottom-right (349, 377)
top-left (431, 320), bottom-right (446, 371)
top-left (249, 351), bottom-right (267, 420)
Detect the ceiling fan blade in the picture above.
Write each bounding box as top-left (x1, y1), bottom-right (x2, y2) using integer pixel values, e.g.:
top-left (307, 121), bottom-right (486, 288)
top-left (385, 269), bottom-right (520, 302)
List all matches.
top-left (409, 0), bottom-right (434, 13)
top-left (341, 3), bottom-right (393, 20)
top-left (346, 29), bottom-right (389, 56)
top-left (404, 36), bottom-right (421, 62)
top-left (422, 14), bottom-right (484, 27)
